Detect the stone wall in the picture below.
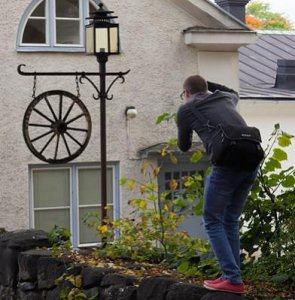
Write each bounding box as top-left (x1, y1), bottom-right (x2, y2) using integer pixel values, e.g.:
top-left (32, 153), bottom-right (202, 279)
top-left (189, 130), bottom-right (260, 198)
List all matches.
top-left (0, 230), bottom-right (247, 300)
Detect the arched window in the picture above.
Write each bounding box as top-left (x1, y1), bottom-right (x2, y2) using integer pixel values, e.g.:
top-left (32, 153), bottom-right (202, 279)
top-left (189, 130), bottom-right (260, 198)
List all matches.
top-left (17, 0), bottom-right (100, 52)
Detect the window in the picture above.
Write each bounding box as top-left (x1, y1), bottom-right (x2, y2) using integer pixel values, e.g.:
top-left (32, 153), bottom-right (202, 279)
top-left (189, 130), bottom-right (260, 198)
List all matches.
top-left (30, 163), bottom-right (119, 247)
top-left (17, 0), bottom-right (99, 52)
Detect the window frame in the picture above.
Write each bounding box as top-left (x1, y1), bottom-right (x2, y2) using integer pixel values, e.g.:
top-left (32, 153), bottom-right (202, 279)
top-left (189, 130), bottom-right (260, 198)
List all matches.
top-left (16, 0), bottom-right (99, 52)
top-left (29, 162), bottom-right (120, 247)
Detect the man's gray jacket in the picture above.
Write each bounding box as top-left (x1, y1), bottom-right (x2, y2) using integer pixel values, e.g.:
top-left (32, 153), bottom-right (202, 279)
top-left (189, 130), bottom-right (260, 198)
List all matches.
top-left (177, 82), bottom-right (248, 155)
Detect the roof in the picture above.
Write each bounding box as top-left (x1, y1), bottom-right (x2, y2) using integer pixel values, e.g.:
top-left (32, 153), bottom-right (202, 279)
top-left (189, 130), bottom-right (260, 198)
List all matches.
top-left (239, 30), bottom-right (295, 99)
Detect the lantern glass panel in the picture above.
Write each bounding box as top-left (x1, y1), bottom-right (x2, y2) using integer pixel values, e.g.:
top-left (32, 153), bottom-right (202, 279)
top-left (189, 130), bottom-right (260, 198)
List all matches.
top-left (95, 27), bottom-right (108, 53)
top-left (110, 27), bottom-right (118, 53)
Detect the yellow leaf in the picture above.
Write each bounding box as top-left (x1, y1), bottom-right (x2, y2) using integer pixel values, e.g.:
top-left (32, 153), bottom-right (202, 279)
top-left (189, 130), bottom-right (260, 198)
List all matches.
top-left (169, 179), bottom-right (178, 190)
top-left (170, 153), bottom-right (178, 165)
top-left (139, 200), bottom-right (147, 209)
top-left (141, 161), bottom-right (149, 173)
top-left (160, 147), bottom-right (168, 157)
top-left (153, 166), bottom-right (161, 177)
top-left (97, 225), bottom-right (108, 234)
top-left (140, 185), bottom-right (146, 193)
top-left (128, 180), bottom-right (136, 190)
top-left (164, 204), bottom-right (169, 212)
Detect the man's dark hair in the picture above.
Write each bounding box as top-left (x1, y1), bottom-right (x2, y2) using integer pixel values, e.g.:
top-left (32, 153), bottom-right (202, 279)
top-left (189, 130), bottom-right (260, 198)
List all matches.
top-left (183, 75), bottom-right (208, 94)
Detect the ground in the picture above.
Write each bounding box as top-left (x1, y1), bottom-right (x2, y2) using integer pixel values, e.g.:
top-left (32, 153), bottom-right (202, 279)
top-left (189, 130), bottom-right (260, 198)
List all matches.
top-left (66, 249), bottom-right (295, 300)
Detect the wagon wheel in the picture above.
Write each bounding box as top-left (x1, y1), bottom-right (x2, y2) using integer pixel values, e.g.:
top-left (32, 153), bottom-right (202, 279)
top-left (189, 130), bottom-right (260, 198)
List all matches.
top-left (23, 90), bottom-right (91, 164)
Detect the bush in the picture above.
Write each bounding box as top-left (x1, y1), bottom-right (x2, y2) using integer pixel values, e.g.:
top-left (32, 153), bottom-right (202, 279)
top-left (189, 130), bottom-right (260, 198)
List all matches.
top-left (241, 124), bottom-right (295, 286)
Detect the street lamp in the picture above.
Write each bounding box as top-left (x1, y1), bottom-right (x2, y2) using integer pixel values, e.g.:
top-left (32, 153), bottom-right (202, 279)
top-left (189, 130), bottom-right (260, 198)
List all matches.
top-left (85, 3), bottom-right (120, 56)
top-left (85, 3), bottom-right (120, 229)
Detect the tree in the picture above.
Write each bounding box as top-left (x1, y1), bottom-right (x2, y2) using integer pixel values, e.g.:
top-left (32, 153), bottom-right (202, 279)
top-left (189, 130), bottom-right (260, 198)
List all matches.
top-left (246, 1), bottom-right (293, 30)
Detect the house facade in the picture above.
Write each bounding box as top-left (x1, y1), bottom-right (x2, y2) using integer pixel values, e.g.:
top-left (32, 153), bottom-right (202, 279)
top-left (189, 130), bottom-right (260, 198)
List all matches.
top-left (0, 0), bottom-right (255, 246)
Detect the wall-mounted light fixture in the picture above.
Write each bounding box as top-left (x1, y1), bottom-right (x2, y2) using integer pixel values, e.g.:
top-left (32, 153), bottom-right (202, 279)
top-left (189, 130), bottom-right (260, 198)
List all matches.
top-left (125, 106), bottom-right (138, 119)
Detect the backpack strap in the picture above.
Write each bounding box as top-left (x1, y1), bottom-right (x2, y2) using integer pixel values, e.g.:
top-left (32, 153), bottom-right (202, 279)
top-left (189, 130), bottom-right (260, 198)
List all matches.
top-left (189, 104), bottom-right (215, 132)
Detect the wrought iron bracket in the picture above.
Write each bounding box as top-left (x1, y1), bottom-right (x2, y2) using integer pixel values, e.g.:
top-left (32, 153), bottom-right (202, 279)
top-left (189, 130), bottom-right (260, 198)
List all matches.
top-left (17, 64), bottom-right (130, 101)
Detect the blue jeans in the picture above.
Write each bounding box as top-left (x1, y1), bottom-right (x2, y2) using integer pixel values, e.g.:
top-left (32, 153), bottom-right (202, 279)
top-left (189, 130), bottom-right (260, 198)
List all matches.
top-left (203, 165), bottom-right (258, 284)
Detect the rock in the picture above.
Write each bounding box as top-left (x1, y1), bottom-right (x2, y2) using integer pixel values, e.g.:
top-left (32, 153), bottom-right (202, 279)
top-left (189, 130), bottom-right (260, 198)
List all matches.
top-left (0, 229), bottom-right (50, 287)
top-left (82, 286), bottom-right (102, 299)
top-left (18, 249), bottom-right (51, 282)
top-left (166, 283), bottom-right (208, 300)
top-left (200, 292), bottom-right (246, 299)
top-left (81, 267), bottom-right (115, 289)
top-left (101, 273), bottom-right (137, 287)
top-left (137, 277), bottom-right (178, 300)
top-left (117, 286), bottom-right (137, 300)
top-left (37, 256), bottom-right (73, 289)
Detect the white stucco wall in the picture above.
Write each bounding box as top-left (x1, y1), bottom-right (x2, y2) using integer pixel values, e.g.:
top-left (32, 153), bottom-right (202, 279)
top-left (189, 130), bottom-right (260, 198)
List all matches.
top-left (0, 0), bottom-right (245, 230)
top-left (240, 100), bottom-right (295, 166)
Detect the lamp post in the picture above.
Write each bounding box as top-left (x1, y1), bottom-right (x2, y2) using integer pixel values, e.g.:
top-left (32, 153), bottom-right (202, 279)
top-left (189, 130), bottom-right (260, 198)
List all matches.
top-left (85, 3), bottom-right (120, 228)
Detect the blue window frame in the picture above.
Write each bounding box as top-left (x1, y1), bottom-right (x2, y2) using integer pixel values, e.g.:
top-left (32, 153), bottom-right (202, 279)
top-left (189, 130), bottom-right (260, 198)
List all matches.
top-left (17, 0), bottom-right (100, 52)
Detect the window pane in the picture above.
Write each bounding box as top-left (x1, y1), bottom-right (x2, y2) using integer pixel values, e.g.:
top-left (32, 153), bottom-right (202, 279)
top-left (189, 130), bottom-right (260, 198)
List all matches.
top-left (56, 20), bottom-right (80, 44)
top-left (78, 168), bottom-right (113, 205)
top-left (31, 1), bottom-right (45, 17)
top-left (56, 0), bottom-right (79, 18)
top-left (35, 209), bottom-right (70, 232)
top-left (22, 19), bottom-right (46, 44)
top-left (33, 169), bottom-right (70, 208)
top-left (79, 207), bottom-right (113, 244)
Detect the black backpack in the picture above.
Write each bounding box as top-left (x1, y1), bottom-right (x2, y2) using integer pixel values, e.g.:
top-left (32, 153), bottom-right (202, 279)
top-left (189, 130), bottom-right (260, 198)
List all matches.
top-left (190, 107), bottom-right (264, 171)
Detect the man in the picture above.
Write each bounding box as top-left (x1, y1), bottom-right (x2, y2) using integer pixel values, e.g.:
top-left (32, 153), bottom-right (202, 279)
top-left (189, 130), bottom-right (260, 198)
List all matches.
top-left (177, 75), bottom-right (259, 294)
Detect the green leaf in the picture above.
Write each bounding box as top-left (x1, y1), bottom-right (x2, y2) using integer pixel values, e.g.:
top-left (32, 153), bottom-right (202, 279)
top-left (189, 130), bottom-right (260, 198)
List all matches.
top-left (281, 175), bottom-right (295, 188)
top-left (120, 177), bottom-right (127, 185)
top-left (156, 113), bottom-right (176, 125)
top-left (272, 148), bottom-right (287, 161)
top-left (264, 158), bottom-right (281, 172)
top-left (190, 150), bottom-right (203, 163)
top-left (278, 135), bottom-right (292, 147)
top-left (177, 260), bottom-right (189, 273)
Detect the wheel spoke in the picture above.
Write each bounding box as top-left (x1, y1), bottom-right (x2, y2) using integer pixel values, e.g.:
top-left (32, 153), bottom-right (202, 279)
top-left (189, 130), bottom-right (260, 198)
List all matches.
top-left (63, 102), bottom-right (75, 122)
top-left (67, 127), bottom-right (88, 132)
top-left (31, 129), bottom-right (54, 143)
top-left (29, 123), bottom-right (52, 128)
top-left (59, 94), bottom-right (63, 121)
top-left (40, 133), bottom-right (56, 155)
top-left (65, 131), bottom-right (83, 147)
top-left (33, 108), bottom-right (54, 123)
top-left (45, 96), bottom-right (58, 121)
top-left (54, 134), bottom-right (60, 160)
top-left (66, 113), bottom-right (85, 125)
top-left (61, 133), bottom-right (71, 156)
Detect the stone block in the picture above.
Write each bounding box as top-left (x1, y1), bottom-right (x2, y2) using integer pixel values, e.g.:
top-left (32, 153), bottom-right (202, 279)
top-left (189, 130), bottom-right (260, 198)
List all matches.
top-left (18, 249), bottom-right (51, 282)
top-left (137, 277), bottom-right (178, 300)
top-left (37, 256), bottom-right (72, 289)
top-left (82, 286), bottom-right (102, 299)
top-left (101, 273), bottom-right (137, 287)
top-left (200, 292), bottom-right (246, 299)
top-left (0, 229), bottom-right (50, 287)
top-left (81, 267), bottom-right (115, 289)
top-left (17, 289), bottom-right (44, 300)
top-left (166, 283), bottom-right (208, 300)
top-left (117, 286), bottom-right (138, 300)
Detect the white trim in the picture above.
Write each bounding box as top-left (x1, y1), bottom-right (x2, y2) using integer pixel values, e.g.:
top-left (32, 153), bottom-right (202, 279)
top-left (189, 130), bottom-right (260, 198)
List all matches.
top-left (16, 0), bottom-right (97, 52)
top-left (76, 165), bottom-right (116, 246)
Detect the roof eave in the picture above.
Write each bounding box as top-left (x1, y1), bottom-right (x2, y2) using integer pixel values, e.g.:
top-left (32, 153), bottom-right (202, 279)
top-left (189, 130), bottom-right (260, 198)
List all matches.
top-left (184, 29), bottom-right (257, 51)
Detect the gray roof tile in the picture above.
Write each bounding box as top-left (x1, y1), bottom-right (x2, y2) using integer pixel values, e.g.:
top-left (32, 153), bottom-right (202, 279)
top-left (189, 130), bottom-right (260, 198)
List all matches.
top-left (239, 31), bottom-right (295, 99)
